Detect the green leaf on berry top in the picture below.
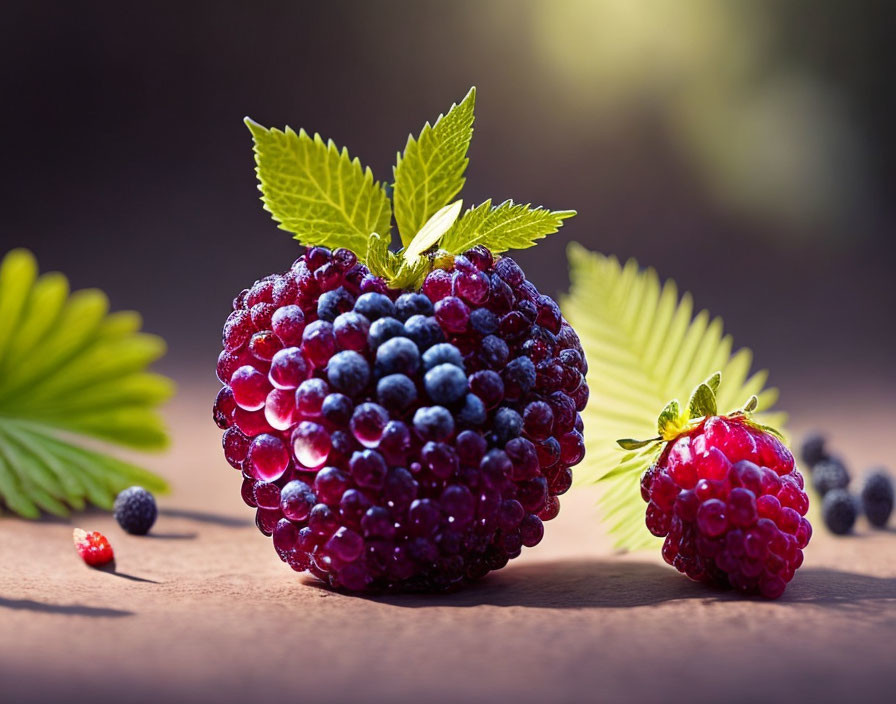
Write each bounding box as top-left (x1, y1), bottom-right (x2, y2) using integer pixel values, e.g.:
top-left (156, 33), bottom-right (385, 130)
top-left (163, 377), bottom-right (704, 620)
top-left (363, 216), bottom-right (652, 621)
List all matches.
top-left (246, 88), bottom-right (575, 288)
top-left (245, 119), bottom-right (392, 258)
top-left (560, 244), bottom-right (786, 550)
top-left (393, 88), bottom-right (476, 247)
top-left (440, 199), bottom-right (576, 256)
top-left (0, 249), bottom-right (172, 518)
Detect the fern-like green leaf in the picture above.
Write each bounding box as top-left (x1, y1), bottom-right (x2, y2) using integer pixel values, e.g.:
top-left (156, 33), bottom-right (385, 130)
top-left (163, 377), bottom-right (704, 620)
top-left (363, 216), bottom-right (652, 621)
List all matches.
top-left (0, 249), bottom-right (173, 518)
top-left (393, 88), bottom-right (475, 247)
top-left (560, 244), bottom-right (785, 550)
top-left (245, 118), bottom-right (392, 259)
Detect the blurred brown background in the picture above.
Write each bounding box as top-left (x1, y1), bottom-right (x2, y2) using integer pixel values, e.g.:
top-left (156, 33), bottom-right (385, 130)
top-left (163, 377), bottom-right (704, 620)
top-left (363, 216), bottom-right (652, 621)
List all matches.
top-left (1, 0), bottom-right (894, 413)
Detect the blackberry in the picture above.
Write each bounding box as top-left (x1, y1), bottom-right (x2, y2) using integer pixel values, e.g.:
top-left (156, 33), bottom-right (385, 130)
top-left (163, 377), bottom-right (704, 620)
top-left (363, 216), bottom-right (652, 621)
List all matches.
top-left (214, 245), bottom-right (587, 592)
top-left (812, 458), bottom-right (850, 496)
top-left (639, 399), bottom-right (811, 599)
top-left (799, 432), bottom-right (828, 469)
top-left (822, 489), bottom-right (858, 535)
top-left (113, 486), bottom-right (158, 535)
top-left (860, 469), bottom-right (894, 528)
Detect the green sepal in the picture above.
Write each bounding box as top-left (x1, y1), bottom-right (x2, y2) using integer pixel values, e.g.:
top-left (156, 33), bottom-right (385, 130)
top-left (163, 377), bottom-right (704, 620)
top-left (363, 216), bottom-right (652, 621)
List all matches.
top-left (390, 257), bottom-right (430, 290)
top-left (687, 382), bottom-right (717, 420)
top-left (617, 437), bottom-right (660, 451)
top-left (365, 232), bottom-right (394, 281)
top-left (704, 371), bottom-right (722, 393)
top-left (365, 233), bottom-right (431, 291)
top-left (747, 420), bottom-right (786, 442)
top-left (656, 399), bottom-right (683, 439)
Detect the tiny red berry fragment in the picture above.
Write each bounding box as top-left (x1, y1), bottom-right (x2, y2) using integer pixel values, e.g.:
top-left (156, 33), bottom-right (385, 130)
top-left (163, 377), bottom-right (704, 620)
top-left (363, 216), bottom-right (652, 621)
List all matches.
top-left (73, 529), bottom-right (114, 566)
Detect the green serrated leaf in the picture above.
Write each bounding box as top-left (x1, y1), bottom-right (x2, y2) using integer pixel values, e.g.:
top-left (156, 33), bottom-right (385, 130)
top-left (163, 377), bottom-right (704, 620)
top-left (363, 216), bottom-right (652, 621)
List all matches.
top-left (657, 399), bottom-right (682, 437)
top-left (393, 87), bottom-right (476, 247)
top-left (246, 119), bottom-right (391, 258)
top-left (687, 382), bottom-right (718, 419)
top-left (0, 249), bottom-right (172, 518)
top-left (440, 199), bottom-right (576, 255)
top-left (743, 395), bottom-right (759, 412)
top-left (561, 244), bottom-right (786, 550)
top-left (403, 200), bottom-right (463, 263)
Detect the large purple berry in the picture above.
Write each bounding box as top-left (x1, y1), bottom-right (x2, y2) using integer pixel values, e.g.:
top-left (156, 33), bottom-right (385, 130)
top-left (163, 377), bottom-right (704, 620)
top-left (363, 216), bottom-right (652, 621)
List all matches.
top-left (213, 246), bottom-right (587, 592)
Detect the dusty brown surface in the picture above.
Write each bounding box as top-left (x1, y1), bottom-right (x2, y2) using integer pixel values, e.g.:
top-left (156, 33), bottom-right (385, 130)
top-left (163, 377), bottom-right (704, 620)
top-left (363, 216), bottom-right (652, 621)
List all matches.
top-left (2, 382), bottom-right (895, 704)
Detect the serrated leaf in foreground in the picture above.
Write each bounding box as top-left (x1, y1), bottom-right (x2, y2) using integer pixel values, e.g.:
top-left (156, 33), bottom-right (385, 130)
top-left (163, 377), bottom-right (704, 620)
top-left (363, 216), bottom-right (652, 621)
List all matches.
top-left (246, 119), bottom-right (392, 259)
top-left (393, 87), bottom-right (476, 247)
top-left (559, 243), bottom-right (785, 549)
top-left (440, 199), bottom-right (576, 255)
top-left (0, 248), bottom-right (172, 518)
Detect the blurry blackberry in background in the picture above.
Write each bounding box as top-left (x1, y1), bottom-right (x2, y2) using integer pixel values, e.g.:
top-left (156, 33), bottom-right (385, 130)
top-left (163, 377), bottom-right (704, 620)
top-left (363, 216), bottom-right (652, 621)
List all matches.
top-left (822, 489), bottom-right (858, 535)
top-left (860, 470), bottom-right (894, 529)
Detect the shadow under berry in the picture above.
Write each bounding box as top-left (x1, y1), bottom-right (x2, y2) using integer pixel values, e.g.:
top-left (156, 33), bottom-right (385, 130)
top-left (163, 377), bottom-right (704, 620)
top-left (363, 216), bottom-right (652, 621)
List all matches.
top-left (305, 558), bottom-right (896, 611)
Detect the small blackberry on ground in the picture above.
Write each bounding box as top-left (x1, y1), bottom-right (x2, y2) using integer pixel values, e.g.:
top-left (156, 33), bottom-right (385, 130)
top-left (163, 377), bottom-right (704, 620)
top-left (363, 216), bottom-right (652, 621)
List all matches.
top-left (822, 489), bottom-right (858, 535)
top-left (812, 458), bottom-right (850, 496)
top-left (214, 245), bottom-right (586, 592)
top-left (860, 469), bottom-right (894, 528)
top-left (114, 486), bottom-right (158, 535)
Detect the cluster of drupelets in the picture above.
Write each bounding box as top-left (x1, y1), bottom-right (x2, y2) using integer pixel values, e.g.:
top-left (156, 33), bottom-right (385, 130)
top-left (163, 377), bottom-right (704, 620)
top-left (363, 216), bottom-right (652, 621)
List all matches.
top-left (213, 245), bottom-right (588, 591)
top-left (641, 416), bottom-right (811, 598)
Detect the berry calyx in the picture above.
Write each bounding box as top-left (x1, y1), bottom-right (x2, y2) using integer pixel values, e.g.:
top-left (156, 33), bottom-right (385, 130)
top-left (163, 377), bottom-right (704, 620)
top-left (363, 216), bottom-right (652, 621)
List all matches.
top-left (73, 529), bottom-right (115, 566)
top-left (622, 374), bottom-right (810, 599)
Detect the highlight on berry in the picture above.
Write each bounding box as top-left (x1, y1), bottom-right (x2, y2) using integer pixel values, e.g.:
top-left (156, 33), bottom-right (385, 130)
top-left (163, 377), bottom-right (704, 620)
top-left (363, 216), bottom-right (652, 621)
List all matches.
top-left (215, 88), bottom-right (586, 592)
